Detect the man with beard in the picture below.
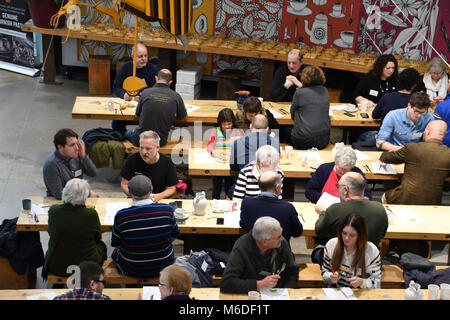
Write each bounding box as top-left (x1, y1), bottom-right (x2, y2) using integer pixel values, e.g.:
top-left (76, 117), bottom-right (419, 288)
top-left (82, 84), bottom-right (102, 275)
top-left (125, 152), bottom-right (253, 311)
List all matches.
top-left (120, 130), bottom-right (178, 202)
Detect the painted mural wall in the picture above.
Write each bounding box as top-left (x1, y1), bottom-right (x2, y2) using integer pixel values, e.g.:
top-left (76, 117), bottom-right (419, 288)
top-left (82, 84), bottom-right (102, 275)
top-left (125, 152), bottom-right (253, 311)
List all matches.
top-left (77, 0), bottom-right (450, 81)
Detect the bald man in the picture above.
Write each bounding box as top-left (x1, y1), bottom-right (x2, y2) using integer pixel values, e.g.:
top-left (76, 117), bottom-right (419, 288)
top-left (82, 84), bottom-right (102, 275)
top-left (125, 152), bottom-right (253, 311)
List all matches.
top-left (380, 120), bottom-right (450, 204)
top-left (270, 49), bottom-right (306, 102)
top-left (230, 114), bottom-right (280, 172)
top-left (239, 170), bottom-right (302, 243)
top-left (124, 69), bottom-right (187, 147)
top-left (314, 172), bottom-right (388, 248)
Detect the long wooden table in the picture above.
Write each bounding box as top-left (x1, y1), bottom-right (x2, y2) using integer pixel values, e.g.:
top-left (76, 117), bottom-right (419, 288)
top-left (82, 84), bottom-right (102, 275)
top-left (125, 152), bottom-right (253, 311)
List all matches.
top-left (16, 198), bottom-right (450, 242)
top-left (0, 288), bottom-right (438, 300)
top-left (189, 147), bottom-right (403, 181)
top-left (71, 96), bottom-right (381, 128)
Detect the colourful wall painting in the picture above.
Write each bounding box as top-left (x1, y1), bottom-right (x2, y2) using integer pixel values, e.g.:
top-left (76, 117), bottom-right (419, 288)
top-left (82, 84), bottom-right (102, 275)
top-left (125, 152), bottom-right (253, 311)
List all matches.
top-left (356, 0), bottom-right (449, 63)
top-left (74, 0), bottom-right (449, 82)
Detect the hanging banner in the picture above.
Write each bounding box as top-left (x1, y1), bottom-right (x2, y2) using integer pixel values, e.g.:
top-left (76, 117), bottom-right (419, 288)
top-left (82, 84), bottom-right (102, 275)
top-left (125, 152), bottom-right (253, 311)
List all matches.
top-left (0, 0), bottom-right (38, 76)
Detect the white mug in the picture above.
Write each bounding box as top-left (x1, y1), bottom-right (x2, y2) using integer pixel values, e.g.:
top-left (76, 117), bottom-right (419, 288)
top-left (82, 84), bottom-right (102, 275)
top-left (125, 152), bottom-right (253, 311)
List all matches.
top-left (248, 291), bottom-right (260, 300)
top-left (285, 146), bottom-right (293, 159)
top-left (440, 283), bottom-right (450, 300)
top-left (428, 284), bottom-right (439, 300)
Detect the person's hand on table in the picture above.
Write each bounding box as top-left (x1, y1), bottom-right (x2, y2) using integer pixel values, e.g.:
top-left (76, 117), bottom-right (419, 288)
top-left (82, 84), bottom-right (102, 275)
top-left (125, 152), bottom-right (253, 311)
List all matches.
top-left (89, 191), bottom-right (100, 198)
top-left (314, 204), bottom-right (326, 214)
top-left (347, 276), bottom-right (363, 288)
top-left (123, 93), bottom-right (132, 101)
top-left (257, 275), bottom-right (280, 290)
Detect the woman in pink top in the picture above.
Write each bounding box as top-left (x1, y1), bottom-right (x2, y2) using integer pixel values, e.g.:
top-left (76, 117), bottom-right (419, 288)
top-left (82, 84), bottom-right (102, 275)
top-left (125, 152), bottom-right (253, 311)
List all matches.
top-left (207, 108), bottom-right (243, 199)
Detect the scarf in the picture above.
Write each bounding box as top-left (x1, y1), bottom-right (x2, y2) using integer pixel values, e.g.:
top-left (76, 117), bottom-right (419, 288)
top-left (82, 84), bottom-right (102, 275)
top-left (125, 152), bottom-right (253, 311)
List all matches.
top-left (423, 73), bottom-right (448, 99)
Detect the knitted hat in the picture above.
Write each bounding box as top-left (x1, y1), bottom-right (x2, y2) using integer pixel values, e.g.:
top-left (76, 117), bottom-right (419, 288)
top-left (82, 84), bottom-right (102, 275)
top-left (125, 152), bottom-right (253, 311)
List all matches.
top-left (128, 175), bottom-right (152, 197)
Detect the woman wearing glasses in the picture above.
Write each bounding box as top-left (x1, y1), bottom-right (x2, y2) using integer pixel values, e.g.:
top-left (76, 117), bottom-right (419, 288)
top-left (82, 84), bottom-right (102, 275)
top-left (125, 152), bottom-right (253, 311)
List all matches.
top-left (419, 57), bottom-right (449, 104)
top-left (305, 147), bottom-right (372, 203)
top-left (321, 213), bottom-right (381, 289)
top-left (158, 264), bottom-right (194, 300)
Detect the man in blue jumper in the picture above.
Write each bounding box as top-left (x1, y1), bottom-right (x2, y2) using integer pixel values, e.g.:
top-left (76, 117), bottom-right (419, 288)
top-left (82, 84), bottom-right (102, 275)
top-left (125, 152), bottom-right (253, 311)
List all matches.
top-left (239, 170), bottom-right (303, 244)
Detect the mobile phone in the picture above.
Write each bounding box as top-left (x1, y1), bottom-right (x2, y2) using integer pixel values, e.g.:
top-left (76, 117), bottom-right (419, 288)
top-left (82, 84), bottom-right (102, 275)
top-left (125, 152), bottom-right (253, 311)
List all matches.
top-left (344, 112), bottom-right (355, 117)
top-left (216, 217), bottom-right (224, 225)
top-left (360, 113), bottom-right (369, 118)
top-left (175, 201), bottom-right (183, 208)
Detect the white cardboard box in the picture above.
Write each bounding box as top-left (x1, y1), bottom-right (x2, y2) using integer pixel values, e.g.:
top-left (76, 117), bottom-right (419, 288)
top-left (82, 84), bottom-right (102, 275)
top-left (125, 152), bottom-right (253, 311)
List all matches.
top-left (176, 64), bottom-right (203, 84)
top-left (176, 82), bottom-right (200, 95)
top-left (179, 91), bottom-right (200, 100)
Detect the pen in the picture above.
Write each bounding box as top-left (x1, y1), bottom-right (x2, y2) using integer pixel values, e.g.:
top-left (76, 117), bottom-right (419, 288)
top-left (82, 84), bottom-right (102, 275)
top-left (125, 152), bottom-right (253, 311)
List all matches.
top-left (299, 212), bottom-right (305, 223)
top-left (231, 202), bottom-right (236, 212)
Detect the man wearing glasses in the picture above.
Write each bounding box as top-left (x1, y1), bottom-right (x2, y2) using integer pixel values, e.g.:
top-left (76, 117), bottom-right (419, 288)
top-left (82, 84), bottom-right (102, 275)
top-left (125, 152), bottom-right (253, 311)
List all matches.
top-left (376, 91), bottom-right (434, 151)
top-left (54, 261), bottom-right (110, 300)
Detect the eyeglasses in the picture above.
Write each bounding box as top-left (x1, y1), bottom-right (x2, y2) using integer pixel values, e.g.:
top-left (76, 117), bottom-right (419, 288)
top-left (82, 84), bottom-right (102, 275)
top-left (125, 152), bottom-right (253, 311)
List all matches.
top-left (94, 279), bottom-right (106, 285)
top-left (430, 71), bottom-right (443, 76)
top-left (411, 108), bottom-right (427, 115)
top-left (158, 283), bottom-right (167, 288)
top-left (267, 235), bottom-right (283, 242)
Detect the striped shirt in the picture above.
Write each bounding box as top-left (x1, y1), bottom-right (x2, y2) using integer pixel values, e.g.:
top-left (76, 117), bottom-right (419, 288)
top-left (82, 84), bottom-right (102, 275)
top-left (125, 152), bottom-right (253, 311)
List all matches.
top-left (321, 237), bottom-right (381, 289)
top-left (111, 200), bottom-right (181, 278)
top-left (233, 161), bottom-right (284, 200)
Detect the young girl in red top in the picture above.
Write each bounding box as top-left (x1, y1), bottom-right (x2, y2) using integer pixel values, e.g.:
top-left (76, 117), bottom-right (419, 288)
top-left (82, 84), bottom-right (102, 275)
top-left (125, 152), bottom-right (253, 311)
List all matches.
top-left (207, 108), bottom-right (242, 199)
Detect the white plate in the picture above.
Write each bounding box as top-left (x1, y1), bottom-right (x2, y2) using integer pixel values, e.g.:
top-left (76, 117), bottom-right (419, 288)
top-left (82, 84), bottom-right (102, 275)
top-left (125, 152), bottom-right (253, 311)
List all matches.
top-left (174, 208), bottom-right (190, 220)
top-left (333, 38), bottom-right (352, 48)
top-left (287, 6), bottom-right (312, 16)
top-left (344, 105), bottom-right (358, 112)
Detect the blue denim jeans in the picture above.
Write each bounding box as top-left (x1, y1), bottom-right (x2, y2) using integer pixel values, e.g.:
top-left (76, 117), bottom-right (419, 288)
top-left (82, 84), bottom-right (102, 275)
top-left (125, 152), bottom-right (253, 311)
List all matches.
top-left (124, 129), bottom-right (139, 146)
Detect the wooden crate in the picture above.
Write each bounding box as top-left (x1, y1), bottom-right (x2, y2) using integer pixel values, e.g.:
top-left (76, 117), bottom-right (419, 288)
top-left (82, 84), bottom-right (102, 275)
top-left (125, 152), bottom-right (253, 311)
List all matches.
top-left (88, 55), bottom-right (112, 95)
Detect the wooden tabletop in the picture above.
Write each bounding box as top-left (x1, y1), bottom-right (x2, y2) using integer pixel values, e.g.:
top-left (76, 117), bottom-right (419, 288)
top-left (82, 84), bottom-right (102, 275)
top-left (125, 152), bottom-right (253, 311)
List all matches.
top-left (189, 147), bottom-right (403, 180)
top-left (71, 96), bottom-right (381, 127)
top-left (0, 287), bottom-right (440, 300)
top-left (16, 198), bottom-right (450, 241)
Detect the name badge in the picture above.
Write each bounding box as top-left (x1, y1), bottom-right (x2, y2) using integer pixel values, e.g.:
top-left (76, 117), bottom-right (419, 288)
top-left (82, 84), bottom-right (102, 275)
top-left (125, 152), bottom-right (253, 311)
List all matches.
top-left (369, 89), bottom-right (379, 97)
top-left (412, 132), bottom-right (423, 138)
top-left (74, 169), bottom-right (82, 177)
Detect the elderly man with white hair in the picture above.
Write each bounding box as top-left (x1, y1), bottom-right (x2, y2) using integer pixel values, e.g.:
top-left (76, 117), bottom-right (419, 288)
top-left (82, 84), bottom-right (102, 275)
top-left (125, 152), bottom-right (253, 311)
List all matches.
top-left (305, 146), bottom-right (372, 203)
top-left (233, 144), bottom-right (284, 200)
top-left (44, 178), bottom-right (106, 278)
top-left (220, 216), bottom-right (298, 294)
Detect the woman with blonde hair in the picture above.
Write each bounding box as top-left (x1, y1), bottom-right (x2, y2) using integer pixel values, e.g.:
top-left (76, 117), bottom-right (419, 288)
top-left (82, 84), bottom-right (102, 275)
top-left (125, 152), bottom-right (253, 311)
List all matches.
top-left (321, 213), bottom-right (381, 289)
top-left (158, 264), bottom-right (193, 300)
top-left (419, 56), bottom-right (449, 104)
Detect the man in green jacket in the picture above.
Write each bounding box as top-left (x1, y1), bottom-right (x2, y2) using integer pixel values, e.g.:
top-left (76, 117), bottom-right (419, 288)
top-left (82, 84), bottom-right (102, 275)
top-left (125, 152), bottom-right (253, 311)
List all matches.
top-left (220, 216), bottom-right (298, 294)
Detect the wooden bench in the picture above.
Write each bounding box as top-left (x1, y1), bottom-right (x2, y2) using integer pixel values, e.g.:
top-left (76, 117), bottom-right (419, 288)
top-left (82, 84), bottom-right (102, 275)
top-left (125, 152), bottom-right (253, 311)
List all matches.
top-left (48, 261), bottom-right (445, 289)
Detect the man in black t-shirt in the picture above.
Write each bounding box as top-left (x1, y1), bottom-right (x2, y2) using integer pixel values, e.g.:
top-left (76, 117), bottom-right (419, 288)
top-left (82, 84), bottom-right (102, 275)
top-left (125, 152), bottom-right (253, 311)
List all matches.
top-left (270, 49), bottom-right (305, 102)
top-left (120, 130), bottom-right (178, 202)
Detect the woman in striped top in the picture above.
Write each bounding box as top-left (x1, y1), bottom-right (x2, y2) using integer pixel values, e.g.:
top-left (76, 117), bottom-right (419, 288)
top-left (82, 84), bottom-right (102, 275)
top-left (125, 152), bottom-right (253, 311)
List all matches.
top-left (233, 144), bottom-right (284, 200)
top-left (207, 108), bottom-right (243, 199)
top-left (322, 213), bottom-right (381, 289)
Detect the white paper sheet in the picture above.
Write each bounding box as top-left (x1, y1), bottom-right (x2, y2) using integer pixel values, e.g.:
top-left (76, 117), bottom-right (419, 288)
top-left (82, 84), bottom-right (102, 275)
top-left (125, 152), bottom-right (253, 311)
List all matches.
top-left (260, 288), bottom-right (290, 300)
top-left (268, 109), bottom-right (284, 119)
top-left (142, 286), bottom-right (161, 300)
top-left (331, 104), bottom-right (350, 111)
top-left (31, 204), bottom-right (51, 216)
top-left (323, 288), bottom-right (357, 300)
top-left (185, 104), bottom-right (201, 114)
top-left (104, 202), bottom-right (130, 225)
top-left (27, 292), bottom-right (58, 300)
top-left (353, 149), bottom-right (371, 161)
top-left (224, 211), bottom-right (240, 227)
top-left (391, 209), bottom-right (426, 224)
top-left (329, 108), bottom-right (334, 117)
top-left (297, 151), bottom-right (322, 162)
top-left (193, 152), bottom-right (218, 164)
top-left (371, 162), bottom-right (397, 174)
top-left (316, 192), bottom-right (341, 208)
